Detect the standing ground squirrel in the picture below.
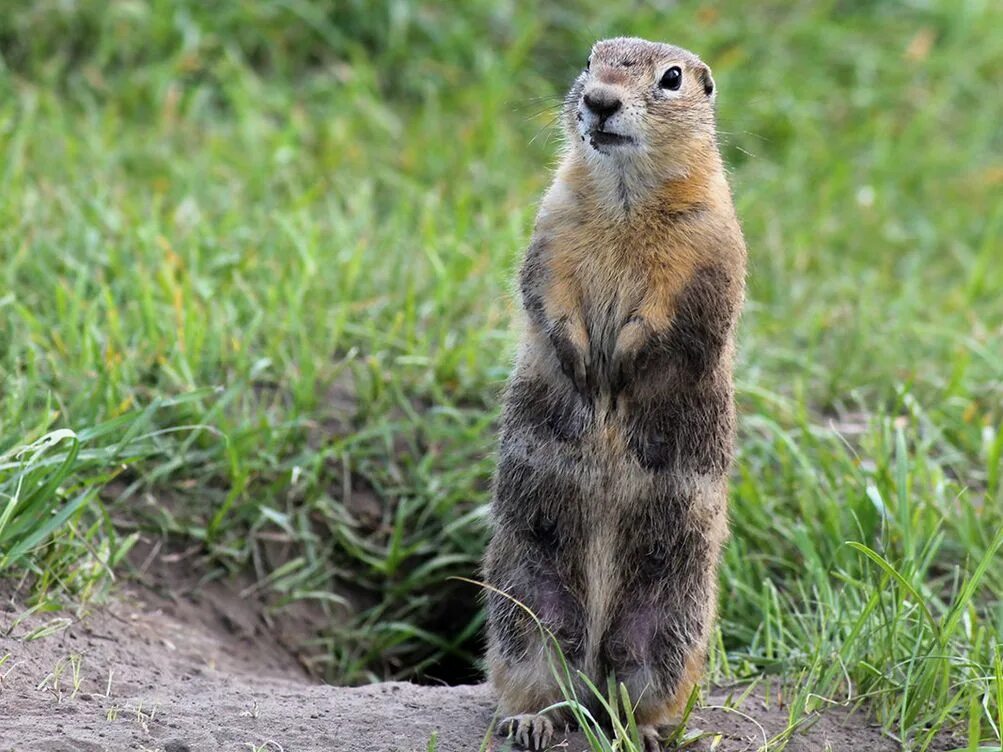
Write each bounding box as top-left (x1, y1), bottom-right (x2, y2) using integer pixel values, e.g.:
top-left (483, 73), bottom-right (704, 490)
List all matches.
top-left (484, 37), bottom-right (746, 751)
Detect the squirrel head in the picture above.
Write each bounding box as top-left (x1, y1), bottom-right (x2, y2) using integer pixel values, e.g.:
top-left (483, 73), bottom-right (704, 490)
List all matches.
top-left (563, 38), bottom-right (718, 191)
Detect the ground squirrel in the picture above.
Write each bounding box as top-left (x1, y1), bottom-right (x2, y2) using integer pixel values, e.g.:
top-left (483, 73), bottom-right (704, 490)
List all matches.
top-left (484, 37), bottom-right (747, 750)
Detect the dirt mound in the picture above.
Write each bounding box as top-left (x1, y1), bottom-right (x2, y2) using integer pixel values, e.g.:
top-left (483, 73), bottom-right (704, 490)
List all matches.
top-left (0, 584), bottom-right (898, 752)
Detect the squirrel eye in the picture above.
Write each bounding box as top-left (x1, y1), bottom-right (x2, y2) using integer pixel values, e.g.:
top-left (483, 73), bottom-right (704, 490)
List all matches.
top-left (659, 66), bottom-right (683, 90)
top-left (585, 58), bottom-right (591, 70)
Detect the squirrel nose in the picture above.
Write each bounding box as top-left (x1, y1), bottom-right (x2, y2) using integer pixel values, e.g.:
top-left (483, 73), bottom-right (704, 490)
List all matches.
top-left (583, 90), bottom-right (621, 119)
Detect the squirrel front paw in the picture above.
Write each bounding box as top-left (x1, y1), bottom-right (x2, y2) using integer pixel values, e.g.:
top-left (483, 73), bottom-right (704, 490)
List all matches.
top-left (610, 317), bottom-right (650, 398)
top-left (549, 318), bottom-right (592, 397)
top-left (609, 344), bottom-right (635, 399)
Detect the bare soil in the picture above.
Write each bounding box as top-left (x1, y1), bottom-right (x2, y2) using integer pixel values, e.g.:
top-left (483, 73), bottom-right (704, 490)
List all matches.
top-left (0, 577), bottom-right (901, 752)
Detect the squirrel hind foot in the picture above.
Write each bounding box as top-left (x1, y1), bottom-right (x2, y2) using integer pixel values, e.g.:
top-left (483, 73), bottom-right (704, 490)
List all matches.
top-left (639, 725), bottom-right (666, 752)
top-left (497, 713), bottom-right (557, 750)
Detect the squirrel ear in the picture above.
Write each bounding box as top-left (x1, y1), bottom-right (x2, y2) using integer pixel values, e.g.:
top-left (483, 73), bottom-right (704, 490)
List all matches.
top-left (696, 63), bottom-right (715, 97)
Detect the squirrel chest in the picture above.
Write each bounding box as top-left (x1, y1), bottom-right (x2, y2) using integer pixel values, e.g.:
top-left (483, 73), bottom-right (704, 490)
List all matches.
top-left (536, 208), bottom-right (718, 394)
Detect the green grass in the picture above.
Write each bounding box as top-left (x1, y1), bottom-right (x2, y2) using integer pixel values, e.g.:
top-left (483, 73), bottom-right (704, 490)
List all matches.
top-left (1, 0), bottom-right (1001, 748)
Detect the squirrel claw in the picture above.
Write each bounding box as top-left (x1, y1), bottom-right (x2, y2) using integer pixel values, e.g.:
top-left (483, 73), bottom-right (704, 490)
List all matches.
top-left (498, 713), bottom-right (556, 750)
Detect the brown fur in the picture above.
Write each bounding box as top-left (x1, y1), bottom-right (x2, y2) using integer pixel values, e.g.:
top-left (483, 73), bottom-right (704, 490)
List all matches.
top-left (485, 37), bottom-right (746, 750)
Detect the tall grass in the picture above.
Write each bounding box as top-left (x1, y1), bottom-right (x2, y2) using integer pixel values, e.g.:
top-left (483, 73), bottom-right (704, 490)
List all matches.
top-left (0, 391), bottom-right (215, 597)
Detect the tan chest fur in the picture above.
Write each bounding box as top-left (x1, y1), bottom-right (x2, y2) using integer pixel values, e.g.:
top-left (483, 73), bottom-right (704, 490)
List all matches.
top-left (533, 158), bottom-right (739, 367)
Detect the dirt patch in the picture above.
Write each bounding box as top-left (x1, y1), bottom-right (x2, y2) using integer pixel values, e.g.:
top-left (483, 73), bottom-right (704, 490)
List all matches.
top-left (126, 538), bottom-right (335, 677)
top-left (0, 581), bottom-right (901, 752)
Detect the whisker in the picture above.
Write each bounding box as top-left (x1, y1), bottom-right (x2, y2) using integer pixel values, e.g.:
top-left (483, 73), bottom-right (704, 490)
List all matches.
top-left (528, 113), bottom-right (562, 147)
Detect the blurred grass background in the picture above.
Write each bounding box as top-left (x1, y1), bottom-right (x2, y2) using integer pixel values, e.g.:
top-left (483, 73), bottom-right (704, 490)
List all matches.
top-left (1, 1), bottom-right (1002, 748)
